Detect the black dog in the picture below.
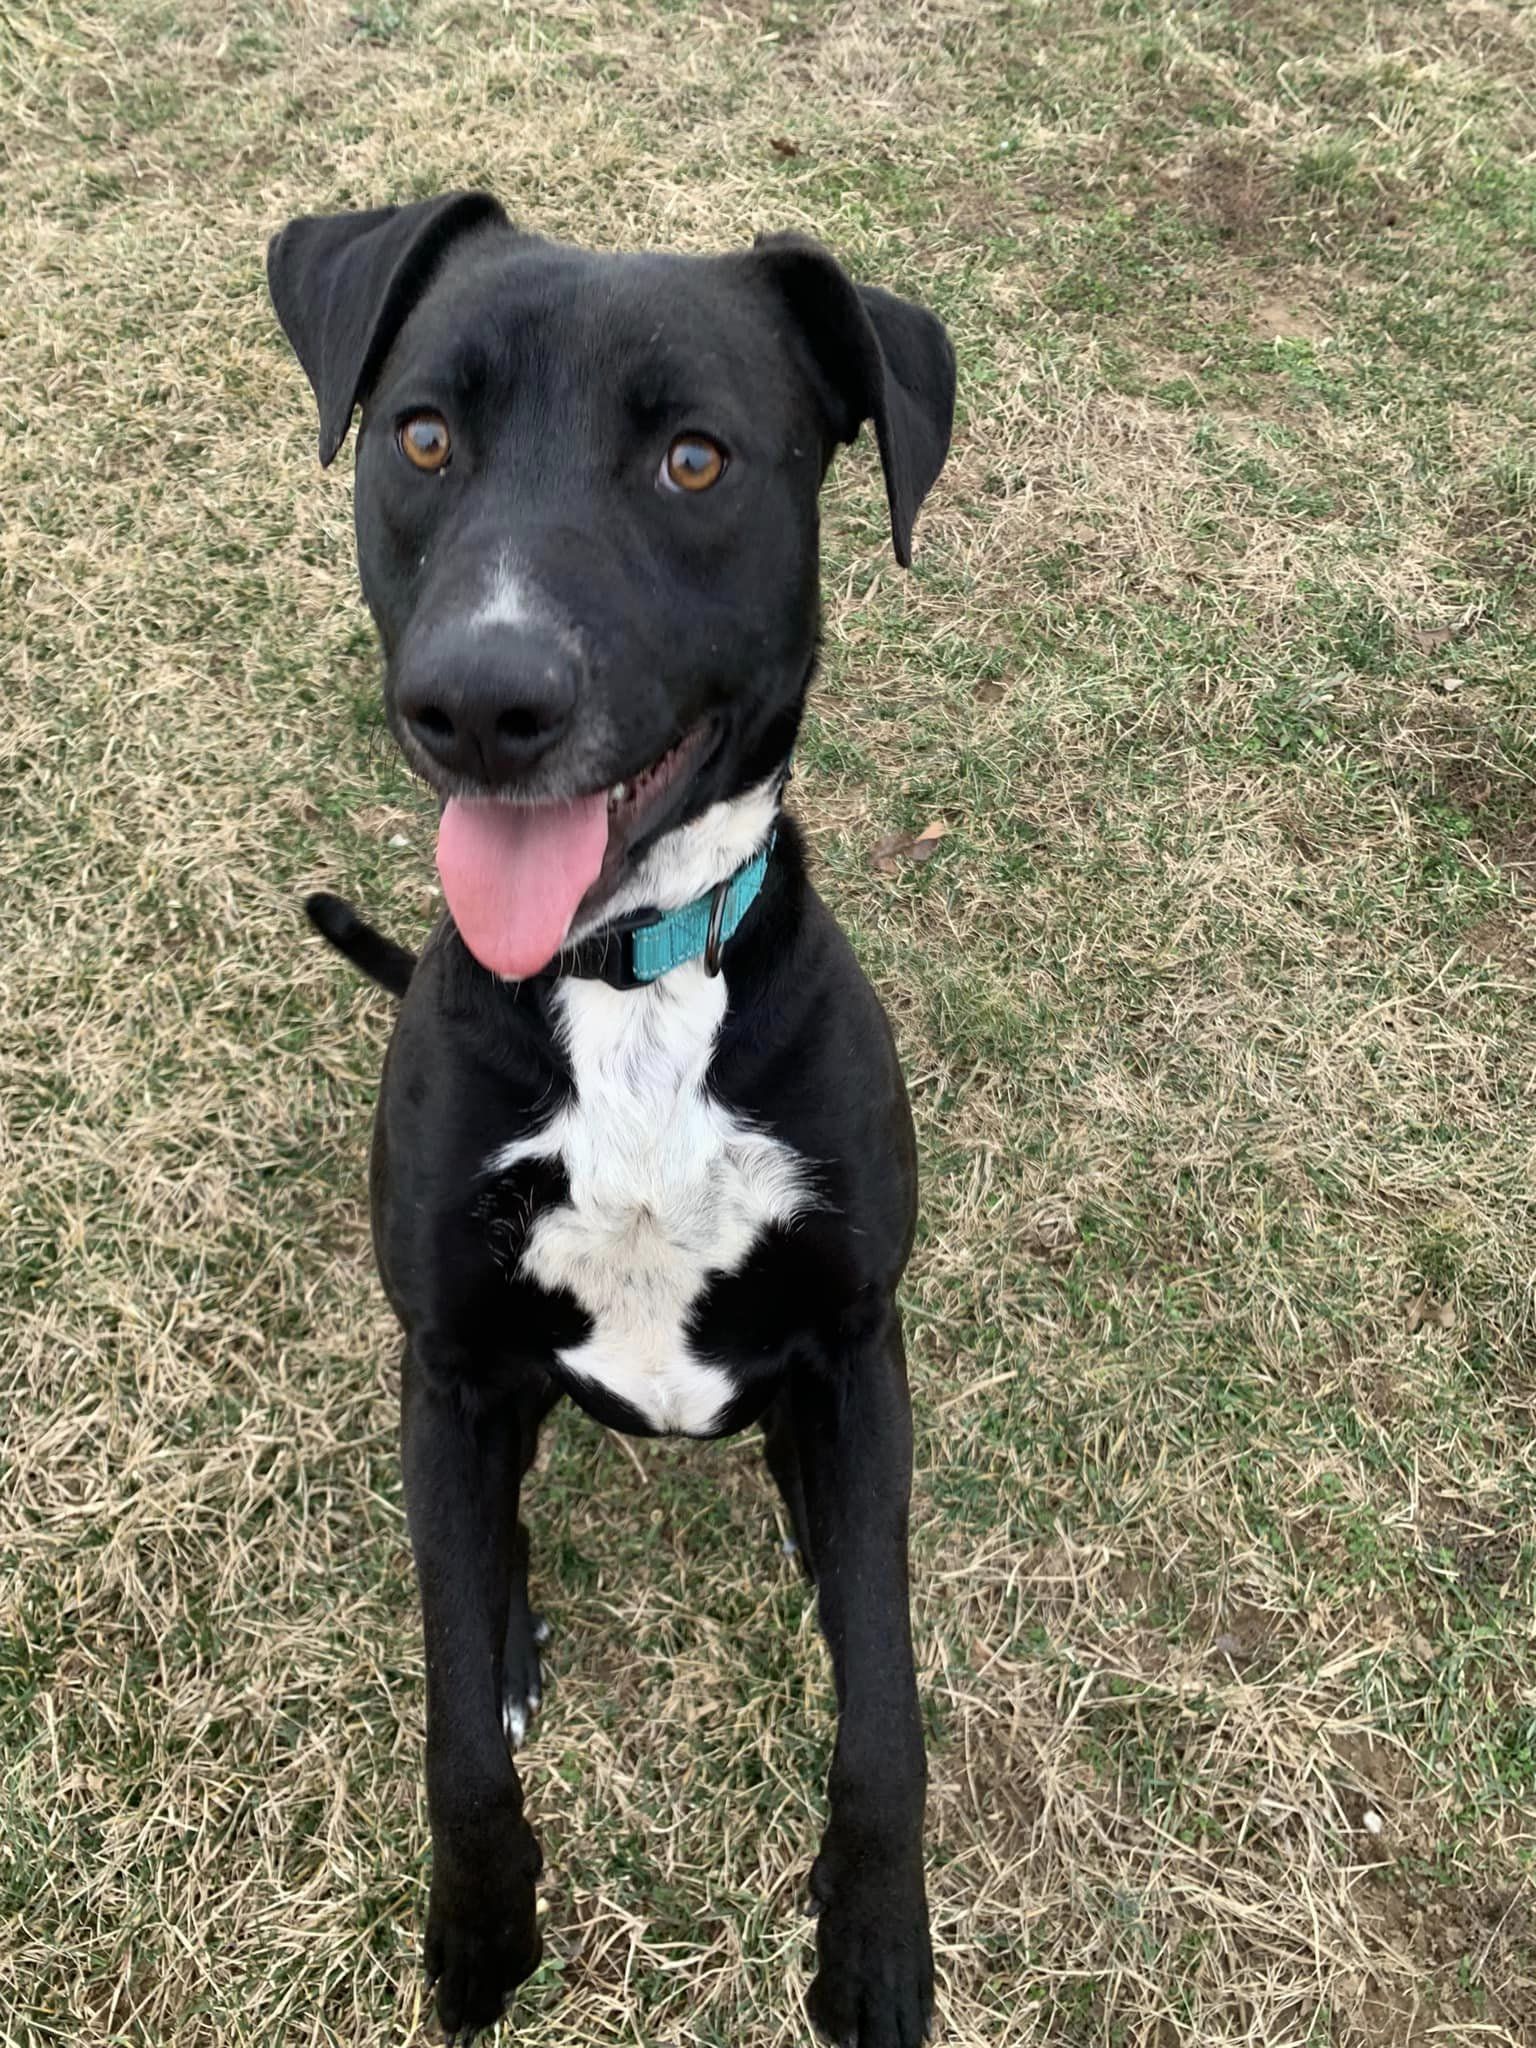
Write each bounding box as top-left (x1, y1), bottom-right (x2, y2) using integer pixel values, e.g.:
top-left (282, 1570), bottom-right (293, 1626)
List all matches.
top-left (268, 192), bottom-right (955, 2046)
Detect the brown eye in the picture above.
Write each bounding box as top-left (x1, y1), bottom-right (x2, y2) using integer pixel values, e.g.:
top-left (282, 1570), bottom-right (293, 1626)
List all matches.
top-left (662, 434), bottom-right (726, 493)
top-left (398, 411), bottom-right (451, 472)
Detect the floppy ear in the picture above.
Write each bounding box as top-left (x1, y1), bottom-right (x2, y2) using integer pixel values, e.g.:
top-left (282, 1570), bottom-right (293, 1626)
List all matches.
top-left (752, 232), bottom-right (956, 566)
top-left (267, 191), bottom-right (510, 466)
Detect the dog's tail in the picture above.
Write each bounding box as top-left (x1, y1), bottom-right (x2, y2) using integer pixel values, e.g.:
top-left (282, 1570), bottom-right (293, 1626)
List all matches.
top-left (305, 892), bottom-right (417, 997)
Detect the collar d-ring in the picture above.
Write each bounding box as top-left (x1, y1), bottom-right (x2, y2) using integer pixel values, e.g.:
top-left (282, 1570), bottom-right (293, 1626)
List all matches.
top-left (703, 878), bottom-right (731, 977)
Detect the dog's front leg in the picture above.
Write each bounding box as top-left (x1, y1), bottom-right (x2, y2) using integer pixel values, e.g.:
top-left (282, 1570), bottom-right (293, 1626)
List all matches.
top-left (402, 1345), bottom-right (544, 2041)
top-left (790, 1312), bottom-right (933, 2048)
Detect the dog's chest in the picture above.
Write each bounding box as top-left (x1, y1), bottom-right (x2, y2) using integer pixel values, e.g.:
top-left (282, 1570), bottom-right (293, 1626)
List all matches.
top-left (484, 966), bottom-right (811, 1434)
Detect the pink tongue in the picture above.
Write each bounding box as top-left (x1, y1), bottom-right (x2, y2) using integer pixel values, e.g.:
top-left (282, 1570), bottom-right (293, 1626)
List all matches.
top-left (436, 793), bottom-right (611, 980)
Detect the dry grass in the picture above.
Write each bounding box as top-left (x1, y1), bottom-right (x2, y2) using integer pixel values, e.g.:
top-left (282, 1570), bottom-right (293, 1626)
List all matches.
top-left (5, 0), bottom-right (1536, 2043)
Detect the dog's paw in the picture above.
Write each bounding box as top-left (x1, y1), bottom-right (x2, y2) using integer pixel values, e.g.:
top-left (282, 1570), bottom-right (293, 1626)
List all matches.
top-left (806, 1852), bottom-right (933, 2048)
top-left (426, 1849), bottom-right (541, 2042)
top-left (502, 1610), bottom-right (550, 1754)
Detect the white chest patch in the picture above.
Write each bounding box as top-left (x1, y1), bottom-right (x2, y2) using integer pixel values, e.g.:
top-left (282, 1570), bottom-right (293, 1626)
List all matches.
top-left (484, 965), bottom-right (813, 1434)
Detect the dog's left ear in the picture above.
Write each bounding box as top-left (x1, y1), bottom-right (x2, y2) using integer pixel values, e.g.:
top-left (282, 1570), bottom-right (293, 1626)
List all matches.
top-left (752, 233), bottom-right (956, 566)
top-left (267, 190), bottom-right (510, 466)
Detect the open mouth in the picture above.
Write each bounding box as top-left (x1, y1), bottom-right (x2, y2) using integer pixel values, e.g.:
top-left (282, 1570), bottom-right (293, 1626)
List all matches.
top-left (435, 720), bottom-right (717, 980)
top-left (586, 720), bottom-right (717, 904)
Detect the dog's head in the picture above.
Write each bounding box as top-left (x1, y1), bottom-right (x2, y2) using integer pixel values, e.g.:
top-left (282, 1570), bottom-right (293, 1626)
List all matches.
top-left (268, 192), bottom-right (955, 979)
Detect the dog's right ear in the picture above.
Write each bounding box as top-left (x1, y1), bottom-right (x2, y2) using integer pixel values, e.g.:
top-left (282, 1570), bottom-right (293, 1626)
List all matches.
top-left (267, 191), bottom-right (509, 466)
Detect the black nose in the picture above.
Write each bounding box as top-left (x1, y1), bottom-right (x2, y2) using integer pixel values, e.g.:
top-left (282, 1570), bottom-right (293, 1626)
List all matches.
top-left (396, 625), bottom-right (580, 781)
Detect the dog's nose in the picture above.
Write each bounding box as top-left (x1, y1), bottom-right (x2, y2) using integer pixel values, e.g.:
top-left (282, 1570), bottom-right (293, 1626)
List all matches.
top-left (397, 626), bottom-right (579, 781)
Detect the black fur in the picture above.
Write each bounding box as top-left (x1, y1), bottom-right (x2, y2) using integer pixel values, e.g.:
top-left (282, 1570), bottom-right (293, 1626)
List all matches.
top-left (304, 891), bottom-right (416, 996)
top-left (271, 193), bottom-right (955, 2047)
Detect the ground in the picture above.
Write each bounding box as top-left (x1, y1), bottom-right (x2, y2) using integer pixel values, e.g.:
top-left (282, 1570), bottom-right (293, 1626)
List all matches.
top-left (4, 1), bottom-right (1536, 2043)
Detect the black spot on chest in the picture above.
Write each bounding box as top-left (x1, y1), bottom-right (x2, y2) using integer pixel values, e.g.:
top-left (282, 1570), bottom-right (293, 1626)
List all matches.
top-left (688, 1209), bottom-right (863, 1366)
top-left (472, 1154), bottom-right (571, 1280)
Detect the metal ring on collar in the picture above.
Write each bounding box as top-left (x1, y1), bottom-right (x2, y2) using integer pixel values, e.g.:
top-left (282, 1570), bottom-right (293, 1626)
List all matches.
top-left (703, 878), bottom-right (731, 977)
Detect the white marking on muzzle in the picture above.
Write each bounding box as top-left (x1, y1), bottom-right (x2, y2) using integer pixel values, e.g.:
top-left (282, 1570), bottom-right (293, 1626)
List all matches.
top-left (469, 554), bottom-right (536, 634)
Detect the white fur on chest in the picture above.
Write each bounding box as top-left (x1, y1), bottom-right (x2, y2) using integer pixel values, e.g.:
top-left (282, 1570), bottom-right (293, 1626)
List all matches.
top-left (485, 965), bottom-right (811, 1434)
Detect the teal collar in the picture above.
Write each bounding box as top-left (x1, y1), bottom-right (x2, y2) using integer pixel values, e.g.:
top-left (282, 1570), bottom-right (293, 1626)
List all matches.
top-left (556, 835), bottom-right (775, 989)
